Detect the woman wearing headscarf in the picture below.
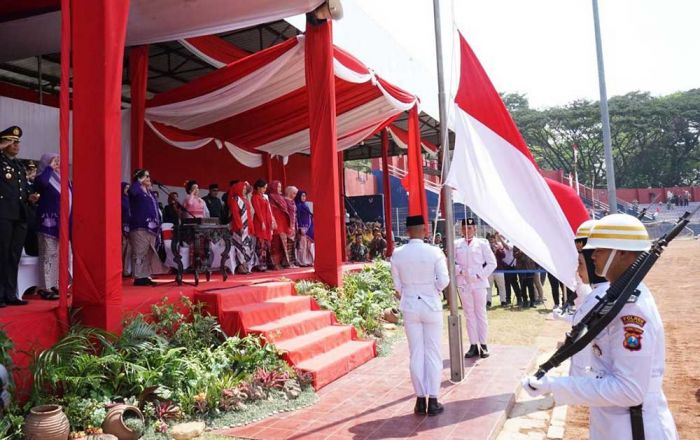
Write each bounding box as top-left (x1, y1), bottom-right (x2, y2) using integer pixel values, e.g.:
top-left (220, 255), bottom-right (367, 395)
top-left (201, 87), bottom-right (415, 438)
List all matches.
top-left (294, 190), bottom-right (314, 267)
top-left (228, 181), bottom-right (258, 274)
top-left (128, 169), bottom-right (167, 286)
top-left (182, 180), bottom-right (209, 219)
top-left (268, 180), bottom-right (291, 270)
top-left (121, 182), bottom-right (131, 277)
top-left (284, 185), bottom-right (299, 267)
top-left (34, 153), bottom-right (71, 299)
top-left (251, 179), bottom-right (274, 271)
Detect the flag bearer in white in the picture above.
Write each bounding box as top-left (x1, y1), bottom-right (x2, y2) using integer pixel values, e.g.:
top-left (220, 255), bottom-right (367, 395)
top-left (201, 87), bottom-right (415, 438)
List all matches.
top-left (390, 215), bottom-right (450, 416)
top-left (524, 214), bottom-right (678, 440)
top-left (455, 218), bottom-right (497, 359)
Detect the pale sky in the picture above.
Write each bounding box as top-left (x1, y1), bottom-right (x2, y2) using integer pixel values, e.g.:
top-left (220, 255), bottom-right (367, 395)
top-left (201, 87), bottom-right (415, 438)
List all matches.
top-left (345, 0), bottom-right (700, 110)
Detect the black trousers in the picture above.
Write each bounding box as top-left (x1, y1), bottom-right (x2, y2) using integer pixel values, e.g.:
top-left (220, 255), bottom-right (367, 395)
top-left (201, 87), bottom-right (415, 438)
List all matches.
top-left (0, 218), bottom-right (27, 302)
top-left (547, 272), bottom-right (562, 307)
top-left (519, 274), bottom-right (535, 304)
top-left (504, 272), bottom-right (521, 303)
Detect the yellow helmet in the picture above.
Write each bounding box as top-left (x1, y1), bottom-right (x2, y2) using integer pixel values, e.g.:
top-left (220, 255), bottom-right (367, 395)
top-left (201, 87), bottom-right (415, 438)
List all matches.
top-left (583, 214), bottom-right (651, 252)
top-left (575, 219), bottom-right (597, 240)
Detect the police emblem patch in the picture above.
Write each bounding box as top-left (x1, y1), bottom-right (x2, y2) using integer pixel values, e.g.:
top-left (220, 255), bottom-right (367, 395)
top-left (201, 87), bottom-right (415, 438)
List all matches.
top-left (621, 315), bottom-right (646, 327)
top-left (623, 326), bottom-right (644, 351)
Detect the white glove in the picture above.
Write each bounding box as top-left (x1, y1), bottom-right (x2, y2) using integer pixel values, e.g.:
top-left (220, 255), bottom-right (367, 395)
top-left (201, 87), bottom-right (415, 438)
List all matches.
top-left (521, 376), bottom-right (553, 398)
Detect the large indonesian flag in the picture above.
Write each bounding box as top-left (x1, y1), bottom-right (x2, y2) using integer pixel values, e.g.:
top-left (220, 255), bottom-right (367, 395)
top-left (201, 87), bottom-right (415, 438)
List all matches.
top-left (446, 32), bottom-right (588, 288)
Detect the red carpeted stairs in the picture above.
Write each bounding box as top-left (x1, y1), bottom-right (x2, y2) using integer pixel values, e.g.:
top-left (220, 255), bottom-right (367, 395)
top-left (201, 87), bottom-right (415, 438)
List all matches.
top-left (195, 281), bottom-right (376, 389)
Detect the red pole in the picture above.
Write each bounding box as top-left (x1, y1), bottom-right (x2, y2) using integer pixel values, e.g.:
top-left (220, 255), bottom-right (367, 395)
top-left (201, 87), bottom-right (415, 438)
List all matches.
top-left (305, 17), bottom-right (342, 286)
top-left (129, 45), bottom-right (149, 172)
top-left (338, 151), bottom-right (347, 262)
top-left (381, 129), bottom-right (394, 256)
top-left (263, 153), bottom-right (273, 183)
top-left (58, 0), bottom-right (71, 332)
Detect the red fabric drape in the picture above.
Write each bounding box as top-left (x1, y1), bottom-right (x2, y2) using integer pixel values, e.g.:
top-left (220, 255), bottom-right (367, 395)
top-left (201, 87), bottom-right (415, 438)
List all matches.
top-left (184, 35), bottom-right (250, 64)
top-left (306, 18), bottom-right (342, 286)
top-left (72, 0), bottom-right (130, 332)
top-left (58, 0), bottom-right (71, 331)
top-left (407, 106), bottom-right (428, 231)
top-left (380, 129), bottom-right (394, 256)
top-left (263, 153), bottom-right (273, 183)
top-left (129, 45), bottom-right (148, 172)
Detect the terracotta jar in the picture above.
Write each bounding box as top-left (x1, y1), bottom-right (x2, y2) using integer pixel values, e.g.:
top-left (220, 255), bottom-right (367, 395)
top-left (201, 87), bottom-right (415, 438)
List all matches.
top-left (23, 404), bottom-right (70, 440)
top-left (382, 307), bottom-right (400, 324)
top-left (102, 404), bottom-right (144, 440)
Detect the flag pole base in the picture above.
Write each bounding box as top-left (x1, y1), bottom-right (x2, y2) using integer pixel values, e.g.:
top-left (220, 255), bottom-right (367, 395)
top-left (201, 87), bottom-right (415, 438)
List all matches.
top-left (448, 313), bottom-right (465, 382)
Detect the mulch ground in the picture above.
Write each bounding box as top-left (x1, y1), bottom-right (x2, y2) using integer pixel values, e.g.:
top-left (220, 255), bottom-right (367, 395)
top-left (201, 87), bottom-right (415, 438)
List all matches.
top-left (564, 239), bottom-right (700, 439)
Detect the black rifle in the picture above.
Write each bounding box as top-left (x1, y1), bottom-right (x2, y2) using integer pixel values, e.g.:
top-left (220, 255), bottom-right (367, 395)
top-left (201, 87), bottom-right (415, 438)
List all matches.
top-left (535, 205), bottom-right (699, 379)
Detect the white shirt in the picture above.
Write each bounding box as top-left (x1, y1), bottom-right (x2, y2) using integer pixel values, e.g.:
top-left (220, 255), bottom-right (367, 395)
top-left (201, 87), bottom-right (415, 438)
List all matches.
top-left (390, 239), bottom-right (450, 313)
top-left (549, 282), bottom-right (678, 440)
top-left (454, 237), bottom-right (497, 289)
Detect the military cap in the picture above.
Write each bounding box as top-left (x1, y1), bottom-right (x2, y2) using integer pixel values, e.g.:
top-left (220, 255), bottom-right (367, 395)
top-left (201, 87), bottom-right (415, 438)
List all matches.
top-left (406, 215), bottom-right (425, 227)
top-left (462, 217), bottom-right (476, 226)
top-left (0, 126), bottom-right (22, 141)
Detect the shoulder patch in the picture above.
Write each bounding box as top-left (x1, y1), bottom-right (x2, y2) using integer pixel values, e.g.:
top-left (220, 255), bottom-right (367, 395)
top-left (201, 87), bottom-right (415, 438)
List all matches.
top-left (621, 315), bottom-right (646, 328)
top-left (623, 326), bottom-right (644, 351)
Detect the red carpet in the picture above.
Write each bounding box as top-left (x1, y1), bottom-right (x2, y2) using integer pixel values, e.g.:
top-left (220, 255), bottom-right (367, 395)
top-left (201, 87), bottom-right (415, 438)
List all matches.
top-left (0, 263), bottom-right (371, 397)
top-left (195, 268), bottom-right (376, 389)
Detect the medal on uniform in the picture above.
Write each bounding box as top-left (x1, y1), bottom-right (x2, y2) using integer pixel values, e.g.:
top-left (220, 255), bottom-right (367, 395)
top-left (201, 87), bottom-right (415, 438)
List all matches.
top-left (5, 173), bottom-right (11, 180)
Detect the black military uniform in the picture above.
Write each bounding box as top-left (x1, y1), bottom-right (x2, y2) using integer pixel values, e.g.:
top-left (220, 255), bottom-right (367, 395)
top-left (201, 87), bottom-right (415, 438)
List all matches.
top-left (0, 126), bottom-right (30, 307)
top-left (202, 183), bottom-right (224, 224)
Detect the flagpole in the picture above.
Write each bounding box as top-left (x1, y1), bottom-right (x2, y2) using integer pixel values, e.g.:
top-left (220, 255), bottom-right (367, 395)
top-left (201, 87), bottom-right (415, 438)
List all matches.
top-left (592, 0), bottom-right (618, 213)
top-left (432, 0), bottom-right (464, 382)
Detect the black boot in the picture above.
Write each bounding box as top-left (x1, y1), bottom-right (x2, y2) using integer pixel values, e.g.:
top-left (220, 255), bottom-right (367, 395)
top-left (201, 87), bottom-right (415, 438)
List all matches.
top-left (414, 397), bottom-right (426, 415)
top-left (427, 397), bottom-right (444, 416)
top-left (480, 344), bottom-right (490, 358)
top-left (465, 344), bottom-right (479, 359)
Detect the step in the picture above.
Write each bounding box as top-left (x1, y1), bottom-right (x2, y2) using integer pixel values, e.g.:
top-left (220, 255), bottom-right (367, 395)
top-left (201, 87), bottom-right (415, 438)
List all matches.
top-left (296, 339), bottom-right (376, 389)
top-left (223, 295), bottom-right (312, 329)
top-left (248, 310), bottom-right (334, 342)
top-left (196, 281), bottom-right (295, 312)
top-left (275, 325), bottom-right (355, 364)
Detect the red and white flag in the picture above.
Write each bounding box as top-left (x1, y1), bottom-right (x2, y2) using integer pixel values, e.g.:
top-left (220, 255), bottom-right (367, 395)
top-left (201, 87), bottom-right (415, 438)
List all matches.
top-left (446, 32), bottom-right (588, 288)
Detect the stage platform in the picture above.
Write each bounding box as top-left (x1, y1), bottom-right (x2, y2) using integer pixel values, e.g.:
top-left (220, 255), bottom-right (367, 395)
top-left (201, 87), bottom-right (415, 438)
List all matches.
top-left (0, 263), bottom-right (366, 397)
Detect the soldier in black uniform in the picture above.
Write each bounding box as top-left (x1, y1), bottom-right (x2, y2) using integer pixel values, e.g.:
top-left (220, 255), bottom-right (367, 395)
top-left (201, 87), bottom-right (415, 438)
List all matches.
top-left (0, 126), bottom-right (30, 307)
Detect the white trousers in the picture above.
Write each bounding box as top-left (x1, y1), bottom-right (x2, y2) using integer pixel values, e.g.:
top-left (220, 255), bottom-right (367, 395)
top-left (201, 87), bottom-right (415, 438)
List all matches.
top-left (403, 301), bottom-right (443, 398)
top-left (459, 286), bottom-right (489, 345)
top-left (489, 273), bottom-right (506, 303)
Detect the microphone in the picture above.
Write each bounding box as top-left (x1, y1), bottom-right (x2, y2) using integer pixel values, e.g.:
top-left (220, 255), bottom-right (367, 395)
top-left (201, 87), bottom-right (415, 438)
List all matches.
top-left (152, 180), bottom-right (164, 186)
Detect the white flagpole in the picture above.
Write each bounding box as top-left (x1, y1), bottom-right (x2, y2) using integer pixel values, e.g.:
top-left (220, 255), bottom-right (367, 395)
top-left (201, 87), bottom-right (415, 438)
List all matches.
top-left (432, 0), bottom-right (464, 382)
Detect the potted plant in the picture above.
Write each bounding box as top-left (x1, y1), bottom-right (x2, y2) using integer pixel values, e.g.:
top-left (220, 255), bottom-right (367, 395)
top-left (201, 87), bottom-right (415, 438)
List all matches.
top-left (102, 404), bottom-right (144, 440)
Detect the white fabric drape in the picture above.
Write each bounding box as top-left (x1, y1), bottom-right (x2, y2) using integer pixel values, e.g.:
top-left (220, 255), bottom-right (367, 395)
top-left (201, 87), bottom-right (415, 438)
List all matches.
top-left (224, 141), bottom-right (263, 168)
top-left (0, 0), bottom-right (324, 62)
top-left (146, 41), bottom-right (305, 128)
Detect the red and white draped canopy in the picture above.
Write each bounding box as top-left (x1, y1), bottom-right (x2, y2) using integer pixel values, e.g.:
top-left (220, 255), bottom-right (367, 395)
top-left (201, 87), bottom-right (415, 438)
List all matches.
top-left (386, 123), bottom-right (438, 156)
top-left (144, 34), bottom-right (418, 167)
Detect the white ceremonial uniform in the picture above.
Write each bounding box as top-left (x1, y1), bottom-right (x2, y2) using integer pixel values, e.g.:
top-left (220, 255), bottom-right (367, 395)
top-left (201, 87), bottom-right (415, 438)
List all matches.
top-left (454, 237), bottom-right (497, 345)
top-left (549, 282), bottom-right (678, 440)
top-left (553, 280), bottom-right (609, 377)
top-left (391, 239), bottom-right (450, 398)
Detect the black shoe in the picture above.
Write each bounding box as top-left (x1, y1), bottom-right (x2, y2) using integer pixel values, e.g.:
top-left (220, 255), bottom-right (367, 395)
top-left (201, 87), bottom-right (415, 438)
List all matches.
top-left (414, 397), bottom-right (426, 415)
top-left (134, 278), bottom-right (155, 286)
top-left (465, 344), bottom-right (479, 359)
top-left (516, 300), bottom-right (524, 307)
top-left (529, 301), bottom-right (536, 308)
top-left (427, 398), bottom-right (444, 416)
top-left (6, 298), bottom-right (28, 306)
top-left (0, 302), bottom-right (6, 308)
top-left (479, 344), bottom-right (490, 358)
top-left (486, 301), bottom-right (492, 308)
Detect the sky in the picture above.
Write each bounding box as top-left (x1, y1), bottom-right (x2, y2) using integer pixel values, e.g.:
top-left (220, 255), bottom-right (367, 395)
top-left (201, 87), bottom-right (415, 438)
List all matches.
top-left (345, 0), bottom-right (700, 110)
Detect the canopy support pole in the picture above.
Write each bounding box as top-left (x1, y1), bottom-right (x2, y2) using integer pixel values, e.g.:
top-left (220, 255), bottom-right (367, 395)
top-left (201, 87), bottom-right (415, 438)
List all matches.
top-left (381, 129), bottom-right (394, 256)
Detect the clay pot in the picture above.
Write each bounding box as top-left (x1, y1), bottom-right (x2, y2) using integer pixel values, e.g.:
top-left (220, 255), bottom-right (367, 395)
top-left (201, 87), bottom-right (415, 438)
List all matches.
top-left (382, 307), bottom-right (400, 324)
top-left (23, 404), bottom-right (70, 440)
top-left (102, 404), bottom-right (144, 440)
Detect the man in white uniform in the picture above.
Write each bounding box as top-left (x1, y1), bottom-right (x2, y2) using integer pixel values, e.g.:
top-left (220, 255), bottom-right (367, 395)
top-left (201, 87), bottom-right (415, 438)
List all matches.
top-left (391, 215), bottom-right (450, 416)
top-left (524, 214), bottom-right (678, 440)
top-left (454, 218), bottom-right (497, 358)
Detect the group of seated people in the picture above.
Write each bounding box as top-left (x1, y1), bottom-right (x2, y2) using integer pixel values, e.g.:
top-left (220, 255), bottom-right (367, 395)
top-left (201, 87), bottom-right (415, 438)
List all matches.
top-left (346, 220), bottom-right (389, 262)
top-left (121, 171), bottom-right (316, 286)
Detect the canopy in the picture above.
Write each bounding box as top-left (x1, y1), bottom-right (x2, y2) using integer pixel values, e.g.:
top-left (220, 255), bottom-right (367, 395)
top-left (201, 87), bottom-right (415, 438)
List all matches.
top-left (0, 0), bottom-right (323, 61)
top-left (386, 124), bottom-right (438, 156)
top-left (144, 34), bottom-right (417, 164)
